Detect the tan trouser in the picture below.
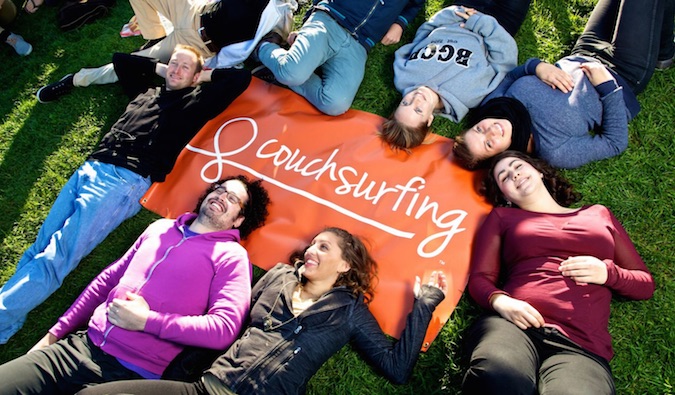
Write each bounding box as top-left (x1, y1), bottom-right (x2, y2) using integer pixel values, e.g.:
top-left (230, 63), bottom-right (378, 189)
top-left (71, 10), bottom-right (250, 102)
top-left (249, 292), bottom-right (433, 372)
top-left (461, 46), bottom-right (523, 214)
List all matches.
top-left (74, 0), bottom-right (214, 87)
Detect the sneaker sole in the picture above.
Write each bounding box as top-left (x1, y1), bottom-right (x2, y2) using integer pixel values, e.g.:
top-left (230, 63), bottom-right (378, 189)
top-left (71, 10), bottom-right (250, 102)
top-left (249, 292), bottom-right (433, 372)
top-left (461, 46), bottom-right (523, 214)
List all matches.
top-left (36, 85), bottom-right (52, 103)
top-left (19, 44), bottom-right (33, 56)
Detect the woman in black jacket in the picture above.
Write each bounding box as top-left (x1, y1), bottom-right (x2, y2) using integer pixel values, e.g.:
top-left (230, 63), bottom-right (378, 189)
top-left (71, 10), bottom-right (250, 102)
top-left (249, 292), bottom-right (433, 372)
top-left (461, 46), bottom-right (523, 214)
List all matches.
top-left (77, 227), bottom-right (447, 395)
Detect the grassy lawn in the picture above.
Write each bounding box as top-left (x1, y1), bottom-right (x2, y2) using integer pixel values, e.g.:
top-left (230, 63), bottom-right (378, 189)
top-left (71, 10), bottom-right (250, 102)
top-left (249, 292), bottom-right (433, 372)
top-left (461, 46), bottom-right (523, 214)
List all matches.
top-left (1, 0), bottom-right (673, 393)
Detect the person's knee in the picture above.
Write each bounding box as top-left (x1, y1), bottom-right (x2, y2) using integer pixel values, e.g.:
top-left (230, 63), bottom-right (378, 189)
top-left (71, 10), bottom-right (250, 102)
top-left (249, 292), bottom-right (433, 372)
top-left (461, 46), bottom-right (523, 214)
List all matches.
top-left (463, 351), bottom-right (536, 395)
top-left (462, 346), bottom-right (537, 394)
top-left (314, 96), bottom-right (351, 116)
top-left (273, 67), bottom-right (312, 88)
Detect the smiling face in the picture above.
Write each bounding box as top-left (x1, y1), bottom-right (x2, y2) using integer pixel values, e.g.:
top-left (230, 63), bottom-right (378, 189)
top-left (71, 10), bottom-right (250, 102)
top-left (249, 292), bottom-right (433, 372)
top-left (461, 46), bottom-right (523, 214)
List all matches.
top-left (165, 49), bottom-right (201, 91)
top-left (463, 118), bottom-right (513, 161)
top-left (492, 155), bottom-right (544, 204)
top-left (302, 232), bottom-right (351, 286)
top-left (196, 179), bottom-right (249, 232)
top-left (394, 86), bottom-right (439, 129)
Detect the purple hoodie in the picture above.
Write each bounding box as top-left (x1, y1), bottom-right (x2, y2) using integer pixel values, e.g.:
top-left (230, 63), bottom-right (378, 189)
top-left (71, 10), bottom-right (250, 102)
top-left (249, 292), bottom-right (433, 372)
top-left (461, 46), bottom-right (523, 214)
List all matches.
top-left (50, 213), bottom-right (252, 375)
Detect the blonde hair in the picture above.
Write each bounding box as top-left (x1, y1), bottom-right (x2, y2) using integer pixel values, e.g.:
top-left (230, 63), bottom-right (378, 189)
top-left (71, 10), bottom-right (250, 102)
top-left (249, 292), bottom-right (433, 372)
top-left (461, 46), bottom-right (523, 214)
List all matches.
top-left (379, 113), bottom-right (431, 152)
top-left (174, 44), bottom-right (205, 73)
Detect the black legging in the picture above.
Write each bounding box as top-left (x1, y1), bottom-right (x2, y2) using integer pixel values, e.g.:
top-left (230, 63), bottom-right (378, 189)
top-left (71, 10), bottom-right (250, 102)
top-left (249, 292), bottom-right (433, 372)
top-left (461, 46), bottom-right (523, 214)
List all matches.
top-left (455, 0), bottom-right (532, 36)
top-left (571, 0), bottom-right (674, 94)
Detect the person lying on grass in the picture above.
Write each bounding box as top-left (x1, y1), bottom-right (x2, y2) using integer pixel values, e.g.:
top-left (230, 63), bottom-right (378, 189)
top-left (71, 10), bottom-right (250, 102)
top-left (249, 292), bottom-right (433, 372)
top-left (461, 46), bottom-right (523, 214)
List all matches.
top-left (453, 0), bottom-right (675, 169)
top-left (462, 151), bottom-right (653, 394)
top-left (76, 227), bottom-right (447, 395)
top-left (0, 45), bottom-right (251, 344)
top-left (381, 0), bottom-right (530, 150)
top-left (0, 176), bottom-right (271, 394)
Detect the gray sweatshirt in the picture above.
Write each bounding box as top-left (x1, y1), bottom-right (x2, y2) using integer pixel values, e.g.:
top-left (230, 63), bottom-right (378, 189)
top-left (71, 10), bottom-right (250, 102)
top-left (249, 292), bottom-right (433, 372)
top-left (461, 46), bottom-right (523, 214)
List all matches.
top-left (393, 5), bottom-right (517, 122)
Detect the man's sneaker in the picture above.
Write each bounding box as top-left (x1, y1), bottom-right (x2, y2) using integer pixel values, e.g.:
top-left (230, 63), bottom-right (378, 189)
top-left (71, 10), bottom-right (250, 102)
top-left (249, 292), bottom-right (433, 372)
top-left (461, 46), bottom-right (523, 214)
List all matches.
top-left (37, 74), bottom-right (75, 103)
top-left (6, 33), bottom-right (33, 56)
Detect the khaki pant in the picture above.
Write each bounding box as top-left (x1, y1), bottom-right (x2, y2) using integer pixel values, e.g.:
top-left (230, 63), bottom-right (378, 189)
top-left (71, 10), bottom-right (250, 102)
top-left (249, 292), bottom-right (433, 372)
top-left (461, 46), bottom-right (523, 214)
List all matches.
top-left (74, 0), bottom-right (214, 87)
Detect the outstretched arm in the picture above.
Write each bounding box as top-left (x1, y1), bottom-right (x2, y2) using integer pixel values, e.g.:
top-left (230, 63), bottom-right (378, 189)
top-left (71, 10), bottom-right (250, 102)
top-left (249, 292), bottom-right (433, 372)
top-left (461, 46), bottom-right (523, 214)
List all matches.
top-left (350, 272), bottom-right (447, 384)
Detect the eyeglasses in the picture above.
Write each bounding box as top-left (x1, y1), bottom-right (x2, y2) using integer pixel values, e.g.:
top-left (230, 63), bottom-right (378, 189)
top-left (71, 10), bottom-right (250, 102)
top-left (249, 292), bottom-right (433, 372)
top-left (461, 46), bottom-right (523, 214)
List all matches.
top-left (213, 184), bottom-right (245, 210)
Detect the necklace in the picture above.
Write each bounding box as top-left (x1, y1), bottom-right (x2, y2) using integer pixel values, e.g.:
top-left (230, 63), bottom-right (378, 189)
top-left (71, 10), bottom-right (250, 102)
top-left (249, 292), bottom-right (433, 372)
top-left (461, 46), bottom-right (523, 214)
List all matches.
top-left (262, 280), bottom-right (298, 332)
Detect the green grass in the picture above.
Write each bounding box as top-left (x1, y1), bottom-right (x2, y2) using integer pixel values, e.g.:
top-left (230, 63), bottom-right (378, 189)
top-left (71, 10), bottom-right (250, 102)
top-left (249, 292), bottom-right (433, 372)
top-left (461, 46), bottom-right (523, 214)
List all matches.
top-left (1, 0), bottom-right (674, 393)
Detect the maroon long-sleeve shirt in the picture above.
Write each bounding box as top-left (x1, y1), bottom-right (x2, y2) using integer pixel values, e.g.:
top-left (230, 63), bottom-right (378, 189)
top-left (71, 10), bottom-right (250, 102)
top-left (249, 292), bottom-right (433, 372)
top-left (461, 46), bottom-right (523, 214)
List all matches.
top-left (468, 205), bottom-right (653, 361)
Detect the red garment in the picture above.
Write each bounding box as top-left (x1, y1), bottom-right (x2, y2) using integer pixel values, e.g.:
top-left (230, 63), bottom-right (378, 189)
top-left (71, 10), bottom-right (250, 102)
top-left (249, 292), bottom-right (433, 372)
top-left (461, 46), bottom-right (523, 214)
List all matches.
top-left (468, 205), bottom-right (653, 361)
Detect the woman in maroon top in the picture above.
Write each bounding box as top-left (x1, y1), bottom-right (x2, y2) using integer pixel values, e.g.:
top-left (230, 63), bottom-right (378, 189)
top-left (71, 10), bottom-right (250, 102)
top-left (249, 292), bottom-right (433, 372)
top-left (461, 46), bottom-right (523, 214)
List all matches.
top-left (462, 151), bottom-right (654, 395)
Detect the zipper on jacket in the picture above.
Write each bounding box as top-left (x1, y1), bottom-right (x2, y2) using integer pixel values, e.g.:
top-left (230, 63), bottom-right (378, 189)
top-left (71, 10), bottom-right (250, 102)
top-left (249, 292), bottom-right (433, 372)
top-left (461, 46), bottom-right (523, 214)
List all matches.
top-left (100, 232), bottom-right (189, 347)
top-left (353, 0), bottom-right (381, 34)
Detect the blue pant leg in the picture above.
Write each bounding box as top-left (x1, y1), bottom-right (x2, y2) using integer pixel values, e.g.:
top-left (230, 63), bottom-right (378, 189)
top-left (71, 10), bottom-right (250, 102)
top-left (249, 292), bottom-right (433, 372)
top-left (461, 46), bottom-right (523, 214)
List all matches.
top-left (285, 14), bottom-right (367, 116)
top-left (291, 31), bottom-right (366, 116)
top-left (0, 161), bottom-right (151, 343)
top-left (258, 11), bottom-right (336, 87)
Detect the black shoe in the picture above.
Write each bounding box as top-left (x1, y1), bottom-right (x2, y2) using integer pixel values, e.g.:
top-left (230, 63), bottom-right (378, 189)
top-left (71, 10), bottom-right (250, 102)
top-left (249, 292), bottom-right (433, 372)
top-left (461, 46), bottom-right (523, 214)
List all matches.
top-left (656, 56), bottom-right (674, 70)
top-left (251, 65), bottom-right (286, 88)
top-left (139, 36), bottom-right (165, 51)
top-left (37, 74), bottom-right (75, 103)
top-left (58, 3), bottom-right (109, 32)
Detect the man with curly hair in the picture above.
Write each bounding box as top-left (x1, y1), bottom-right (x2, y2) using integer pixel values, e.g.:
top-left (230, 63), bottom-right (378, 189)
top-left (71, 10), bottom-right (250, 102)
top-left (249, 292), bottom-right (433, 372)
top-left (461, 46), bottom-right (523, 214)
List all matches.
top-left (0, 176), bottom-right (272, 393)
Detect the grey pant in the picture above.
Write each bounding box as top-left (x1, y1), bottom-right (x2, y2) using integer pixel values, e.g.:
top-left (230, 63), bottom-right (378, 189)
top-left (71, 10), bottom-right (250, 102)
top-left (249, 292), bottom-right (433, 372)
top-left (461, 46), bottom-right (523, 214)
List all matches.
top-left (462, 315), bottom-right (615, 395)
top-left (0, 331), bottom-right (142, 395)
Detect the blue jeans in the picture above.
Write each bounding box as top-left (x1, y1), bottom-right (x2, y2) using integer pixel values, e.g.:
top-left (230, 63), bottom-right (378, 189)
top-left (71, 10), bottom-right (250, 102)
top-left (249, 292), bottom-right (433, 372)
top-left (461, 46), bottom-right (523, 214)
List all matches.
top-left (0, 161), bottom-right (151, 343)
top-left (571, 0), bottom-right (674, 94)
top-left (258, 10), bottom-right (368, 116)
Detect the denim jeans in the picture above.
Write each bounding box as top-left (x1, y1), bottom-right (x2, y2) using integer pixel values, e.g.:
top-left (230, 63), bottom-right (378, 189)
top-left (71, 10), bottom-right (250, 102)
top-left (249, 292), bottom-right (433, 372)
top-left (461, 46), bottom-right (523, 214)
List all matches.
top-left (258, 10), bottom-right (368, 116)
top-left (0, 161), bottom-right (151, 343)
top-left (571, 0), bottom-right (674, 94)
top-left (462, 315), bottom-right (615, 395)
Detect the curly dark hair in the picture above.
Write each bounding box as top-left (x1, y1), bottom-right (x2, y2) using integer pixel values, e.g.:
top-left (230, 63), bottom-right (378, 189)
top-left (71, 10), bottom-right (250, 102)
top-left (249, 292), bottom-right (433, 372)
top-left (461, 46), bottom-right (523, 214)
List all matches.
top-left (193, 175), bottom-right (271, 239)
top-left (482, 151), bottom-right (581, 207)
top-left (289, 228), bottom-right (378, 303)
top-left (379, 112), bottom-right (430, 152)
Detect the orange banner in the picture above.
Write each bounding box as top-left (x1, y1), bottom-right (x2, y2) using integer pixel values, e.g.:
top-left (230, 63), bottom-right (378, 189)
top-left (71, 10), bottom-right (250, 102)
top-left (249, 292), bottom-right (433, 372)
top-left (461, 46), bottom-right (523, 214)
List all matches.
top-left (141, 78), bottom-right (490, 350)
